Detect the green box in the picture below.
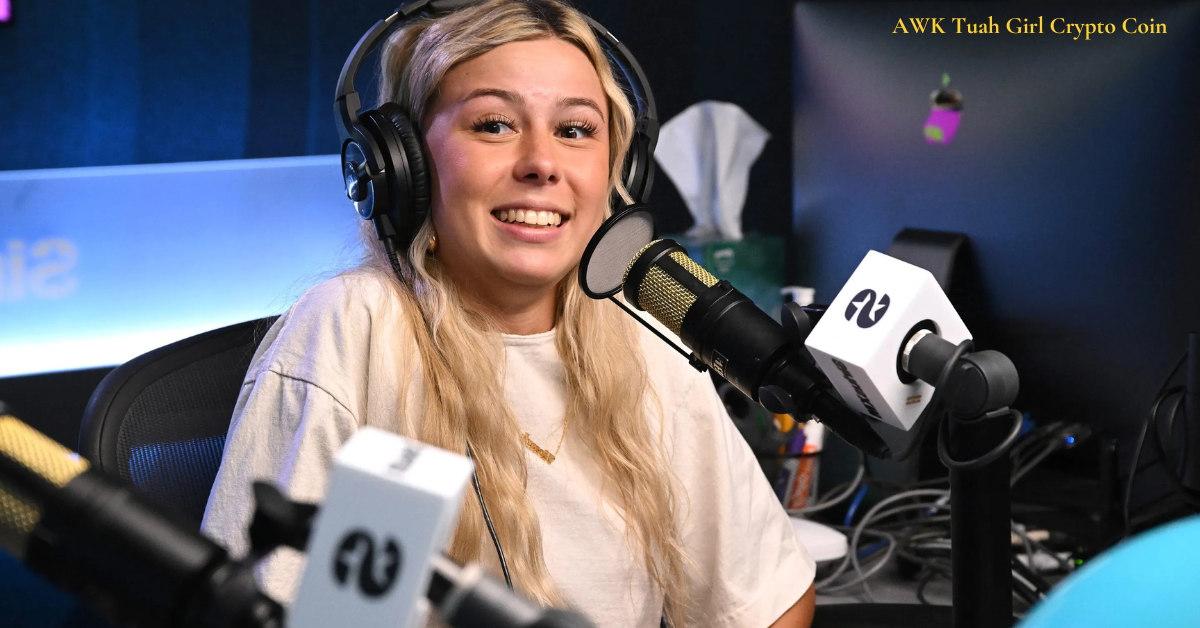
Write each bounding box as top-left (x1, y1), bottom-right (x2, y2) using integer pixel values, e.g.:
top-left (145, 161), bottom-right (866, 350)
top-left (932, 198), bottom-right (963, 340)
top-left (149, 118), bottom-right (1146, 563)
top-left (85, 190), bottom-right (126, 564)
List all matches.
top-left (669, 233), bottom-right (785, 322)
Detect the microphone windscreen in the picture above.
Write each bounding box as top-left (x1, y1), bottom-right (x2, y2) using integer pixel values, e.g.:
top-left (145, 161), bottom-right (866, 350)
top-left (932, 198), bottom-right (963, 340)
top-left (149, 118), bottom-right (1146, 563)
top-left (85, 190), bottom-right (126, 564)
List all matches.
top-left (624, 240), bottom-right (717, 335)
top-left (578, 204), bottom-right (655, 298)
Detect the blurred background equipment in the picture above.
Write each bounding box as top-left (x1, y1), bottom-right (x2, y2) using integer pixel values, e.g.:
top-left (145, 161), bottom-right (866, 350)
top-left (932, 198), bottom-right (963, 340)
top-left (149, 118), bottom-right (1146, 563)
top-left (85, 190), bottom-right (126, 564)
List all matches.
top-left (793, 1), bottom-right (1200, 546)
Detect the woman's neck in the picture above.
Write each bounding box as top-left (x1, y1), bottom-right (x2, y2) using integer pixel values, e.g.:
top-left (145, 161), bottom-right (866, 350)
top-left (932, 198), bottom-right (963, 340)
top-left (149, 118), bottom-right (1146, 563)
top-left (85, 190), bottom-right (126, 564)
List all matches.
top-left (462, 281), bottom-right (559, 335)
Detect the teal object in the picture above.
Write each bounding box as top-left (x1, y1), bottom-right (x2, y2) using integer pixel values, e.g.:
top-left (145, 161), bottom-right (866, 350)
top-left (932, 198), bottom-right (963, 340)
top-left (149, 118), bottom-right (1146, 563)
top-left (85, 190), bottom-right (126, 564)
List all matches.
top-left (1019, 516), bottom-right (1200, 628)
top-left (670, 234), bottom-right (785, 323)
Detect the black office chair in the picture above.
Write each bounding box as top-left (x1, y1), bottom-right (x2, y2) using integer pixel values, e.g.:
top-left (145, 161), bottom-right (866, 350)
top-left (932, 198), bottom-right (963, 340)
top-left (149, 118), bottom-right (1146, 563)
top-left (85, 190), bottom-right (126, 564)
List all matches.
top-left (78, 316), bottom-right (279, 529)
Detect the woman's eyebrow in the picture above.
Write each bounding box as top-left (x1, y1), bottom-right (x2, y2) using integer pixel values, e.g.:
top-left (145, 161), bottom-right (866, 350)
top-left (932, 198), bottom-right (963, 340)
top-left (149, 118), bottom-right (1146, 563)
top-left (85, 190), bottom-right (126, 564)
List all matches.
top-left (463, 87), bottom-right (523, 105)
top-left (558, 96), bottom-right (604, 120)
top-left (462, 88), bottom-right (604, 120)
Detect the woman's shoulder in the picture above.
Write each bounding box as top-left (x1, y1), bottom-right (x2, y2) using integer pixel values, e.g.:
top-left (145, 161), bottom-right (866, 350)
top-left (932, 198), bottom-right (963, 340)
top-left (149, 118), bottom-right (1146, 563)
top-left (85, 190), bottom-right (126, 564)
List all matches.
top-left (632, 316), bottom-right (717, 414)
top-left (249, 270), bottom-right (413, 391)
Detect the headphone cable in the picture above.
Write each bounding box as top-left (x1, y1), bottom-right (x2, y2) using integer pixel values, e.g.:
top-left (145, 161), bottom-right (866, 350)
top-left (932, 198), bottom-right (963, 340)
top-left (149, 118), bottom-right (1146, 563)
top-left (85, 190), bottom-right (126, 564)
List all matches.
top-left (385, 243), bottom-right (410, 289)
top-left (465, 441), bottom-right (514, 591)
top-left (383, 247), bottom-right (512, 589)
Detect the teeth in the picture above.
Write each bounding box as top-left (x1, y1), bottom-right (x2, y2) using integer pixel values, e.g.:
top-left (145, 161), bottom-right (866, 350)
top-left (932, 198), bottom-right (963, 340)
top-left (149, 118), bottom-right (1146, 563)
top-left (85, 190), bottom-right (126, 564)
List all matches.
top-left (494, 209), bottom-right (565, 227)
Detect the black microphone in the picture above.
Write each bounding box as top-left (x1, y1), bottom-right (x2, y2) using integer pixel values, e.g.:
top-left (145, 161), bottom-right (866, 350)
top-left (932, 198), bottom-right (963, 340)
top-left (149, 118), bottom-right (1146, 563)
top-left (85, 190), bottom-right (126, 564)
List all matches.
top-left (619, 239), bottom-right (891, 459)
top-left (0, 414), bottom-right (596, 628)
top-left (0, 414), bottom-right (283, 628)
top-left (425, 554), bottom-right (597, 628)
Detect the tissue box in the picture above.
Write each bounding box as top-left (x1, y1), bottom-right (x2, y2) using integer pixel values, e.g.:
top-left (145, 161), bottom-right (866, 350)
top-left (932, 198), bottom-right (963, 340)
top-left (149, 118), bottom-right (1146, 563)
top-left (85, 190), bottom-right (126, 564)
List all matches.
top-left (671, 233), bottom-right (785, 322)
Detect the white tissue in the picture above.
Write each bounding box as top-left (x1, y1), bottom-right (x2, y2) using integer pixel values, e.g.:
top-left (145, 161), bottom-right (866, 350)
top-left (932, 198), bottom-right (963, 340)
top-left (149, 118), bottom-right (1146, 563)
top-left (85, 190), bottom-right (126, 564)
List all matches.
top-left (653, 101), bottom-right (771, 241)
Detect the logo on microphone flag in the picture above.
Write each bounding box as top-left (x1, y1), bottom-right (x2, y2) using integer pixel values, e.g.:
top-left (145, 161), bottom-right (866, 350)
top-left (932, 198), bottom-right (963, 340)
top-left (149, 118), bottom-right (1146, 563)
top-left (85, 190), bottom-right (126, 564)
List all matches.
top-left (333, 529), bottom-right (403, 598)
top-left (845, 289), bottom-right (891, 328)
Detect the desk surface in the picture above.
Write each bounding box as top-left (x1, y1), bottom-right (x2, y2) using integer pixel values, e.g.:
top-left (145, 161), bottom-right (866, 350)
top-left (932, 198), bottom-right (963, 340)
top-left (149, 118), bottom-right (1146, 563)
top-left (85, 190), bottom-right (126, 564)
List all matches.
top-left (816, 568), bottom-right (952, 607)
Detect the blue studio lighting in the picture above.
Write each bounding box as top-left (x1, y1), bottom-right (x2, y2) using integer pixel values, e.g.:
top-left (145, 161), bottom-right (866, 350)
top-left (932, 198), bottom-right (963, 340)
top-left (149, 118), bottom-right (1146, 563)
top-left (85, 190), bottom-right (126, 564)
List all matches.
top-left (0, 155), bottom-right (361, 377)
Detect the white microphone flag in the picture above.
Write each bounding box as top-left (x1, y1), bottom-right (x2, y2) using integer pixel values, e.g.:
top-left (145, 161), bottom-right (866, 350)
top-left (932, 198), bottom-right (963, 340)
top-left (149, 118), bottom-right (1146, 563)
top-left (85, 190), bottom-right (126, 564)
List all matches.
top-left (290, 427), bottom-right (473, 628)
top-left (805, 251), bottom-right (971, 431)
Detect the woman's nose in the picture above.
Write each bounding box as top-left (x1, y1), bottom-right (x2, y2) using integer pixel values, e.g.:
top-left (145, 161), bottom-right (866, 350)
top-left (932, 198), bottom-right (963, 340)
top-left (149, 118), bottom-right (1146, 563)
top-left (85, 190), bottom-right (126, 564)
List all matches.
top-left (513, 128), bottom-right (561, 184)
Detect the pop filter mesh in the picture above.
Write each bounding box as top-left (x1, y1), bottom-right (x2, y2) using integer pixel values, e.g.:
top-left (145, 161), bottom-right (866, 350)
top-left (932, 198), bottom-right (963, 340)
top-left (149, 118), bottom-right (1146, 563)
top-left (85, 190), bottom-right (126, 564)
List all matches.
top-left (583, 210), bottom-right (655, 296)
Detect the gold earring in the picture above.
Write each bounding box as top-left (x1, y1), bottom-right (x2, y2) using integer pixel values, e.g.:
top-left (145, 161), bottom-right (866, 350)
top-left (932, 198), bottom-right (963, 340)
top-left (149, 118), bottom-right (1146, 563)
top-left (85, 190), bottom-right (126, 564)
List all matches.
top-left (428, 233), bottom-right (439, 254)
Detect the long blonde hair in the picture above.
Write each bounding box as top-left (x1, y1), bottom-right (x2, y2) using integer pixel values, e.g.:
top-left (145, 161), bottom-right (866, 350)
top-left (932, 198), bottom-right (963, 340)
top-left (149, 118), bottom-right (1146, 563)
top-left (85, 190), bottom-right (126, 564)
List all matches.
top-left (353, 0), bottom-right (692, 624)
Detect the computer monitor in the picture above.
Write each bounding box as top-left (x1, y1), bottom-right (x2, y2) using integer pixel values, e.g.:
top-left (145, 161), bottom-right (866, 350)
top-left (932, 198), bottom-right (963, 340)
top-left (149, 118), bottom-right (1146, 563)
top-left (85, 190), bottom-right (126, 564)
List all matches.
top-left (0, 156), bottom-right (361, 377)
top-left (792, 3), bottom-right (1200, 503)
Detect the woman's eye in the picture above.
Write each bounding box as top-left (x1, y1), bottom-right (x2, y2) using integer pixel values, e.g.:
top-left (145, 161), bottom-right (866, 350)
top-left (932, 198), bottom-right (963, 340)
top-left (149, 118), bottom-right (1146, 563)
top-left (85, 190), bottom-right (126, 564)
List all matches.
top-left (560, 123), bottom-right (597, 140)
top-left (475, 118), bottom-right (515, 134)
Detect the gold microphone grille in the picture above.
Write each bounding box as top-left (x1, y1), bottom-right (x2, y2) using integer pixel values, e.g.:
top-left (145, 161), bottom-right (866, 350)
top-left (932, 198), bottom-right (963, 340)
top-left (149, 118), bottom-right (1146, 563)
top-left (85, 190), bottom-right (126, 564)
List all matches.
top-left (0, 416), bottom-right (90, 488)
top-left (627, 244), bottom-right (719, 335)
top-left (0, 484), bottom-right (40, 558)
top-left (0, 416), bottom-right (87, 559)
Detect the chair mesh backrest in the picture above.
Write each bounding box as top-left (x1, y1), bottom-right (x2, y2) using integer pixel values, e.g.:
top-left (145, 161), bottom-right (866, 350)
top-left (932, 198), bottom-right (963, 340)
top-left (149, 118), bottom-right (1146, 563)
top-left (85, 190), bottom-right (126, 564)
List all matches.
top-left (115, 345), bottom-right (253, 523)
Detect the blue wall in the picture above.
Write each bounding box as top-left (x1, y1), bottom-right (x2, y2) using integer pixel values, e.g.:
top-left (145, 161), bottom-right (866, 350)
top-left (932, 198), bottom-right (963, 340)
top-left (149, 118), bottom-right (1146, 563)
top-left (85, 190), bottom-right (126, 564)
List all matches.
top-left (0, 0), bottom-right (796, 238)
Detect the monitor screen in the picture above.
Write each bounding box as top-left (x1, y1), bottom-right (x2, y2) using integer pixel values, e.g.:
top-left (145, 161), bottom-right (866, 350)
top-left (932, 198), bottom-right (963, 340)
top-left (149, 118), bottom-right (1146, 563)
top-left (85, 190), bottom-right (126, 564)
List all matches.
top-left (0, 155), bottom-right (362, 377)
top-left (792, 3), bottom-right (1200, 443)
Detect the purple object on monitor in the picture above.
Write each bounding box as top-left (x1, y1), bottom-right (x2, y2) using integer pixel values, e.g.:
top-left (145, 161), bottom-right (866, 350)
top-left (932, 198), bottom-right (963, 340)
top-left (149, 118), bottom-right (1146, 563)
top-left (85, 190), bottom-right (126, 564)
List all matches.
top-left (0, 0), bottom-right (9, 23)
top-left (924, 108), bottom-right (961, 145)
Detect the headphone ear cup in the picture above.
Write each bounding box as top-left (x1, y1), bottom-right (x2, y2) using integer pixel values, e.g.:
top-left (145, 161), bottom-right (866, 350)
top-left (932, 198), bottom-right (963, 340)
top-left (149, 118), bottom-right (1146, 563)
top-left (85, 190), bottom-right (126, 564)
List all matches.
top-left (622, 121), bottom-right (655, 205)
top-left (378, 103), bottom-right (431, 230)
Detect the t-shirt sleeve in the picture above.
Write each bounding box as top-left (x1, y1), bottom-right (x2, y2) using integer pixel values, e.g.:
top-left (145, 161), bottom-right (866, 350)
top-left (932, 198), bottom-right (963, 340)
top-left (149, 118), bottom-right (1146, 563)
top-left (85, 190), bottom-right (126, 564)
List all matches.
top-left (200, 368), bottom-right (360, 605)
top-left (670, 375), bottom-right (816, 627)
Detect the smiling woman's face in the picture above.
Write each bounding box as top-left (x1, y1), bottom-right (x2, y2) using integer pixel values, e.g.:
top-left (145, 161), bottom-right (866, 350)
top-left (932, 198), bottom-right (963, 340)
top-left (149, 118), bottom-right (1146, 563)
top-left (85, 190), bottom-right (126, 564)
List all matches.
top-left (422, 37), bottom-right (611, 306)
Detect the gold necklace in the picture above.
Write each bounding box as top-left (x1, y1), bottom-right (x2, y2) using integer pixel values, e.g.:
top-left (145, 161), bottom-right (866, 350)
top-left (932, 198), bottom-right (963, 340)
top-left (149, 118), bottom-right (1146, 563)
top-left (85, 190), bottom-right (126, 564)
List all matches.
top-left (522, 416), bottom-right (569, 465)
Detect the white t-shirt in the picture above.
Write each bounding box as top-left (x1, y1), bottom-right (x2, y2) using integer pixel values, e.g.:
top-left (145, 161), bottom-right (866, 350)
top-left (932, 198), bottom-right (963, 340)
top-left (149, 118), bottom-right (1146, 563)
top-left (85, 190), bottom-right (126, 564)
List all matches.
top-left (201, 272), bottom-right (814, 627)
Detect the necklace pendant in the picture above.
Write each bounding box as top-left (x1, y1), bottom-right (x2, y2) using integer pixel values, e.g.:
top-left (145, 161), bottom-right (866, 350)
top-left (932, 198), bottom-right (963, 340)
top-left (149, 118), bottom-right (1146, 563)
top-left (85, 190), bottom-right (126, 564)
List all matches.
top-left (522, 432), bottom-right (556, 464)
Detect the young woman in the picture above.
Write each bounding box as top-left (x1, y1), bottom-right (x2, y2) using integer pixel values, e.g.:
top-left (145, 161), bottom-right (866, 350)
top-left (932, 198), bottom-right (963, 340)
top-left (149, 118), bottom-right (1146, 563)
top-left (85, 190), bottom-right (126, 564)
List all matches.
top-left (202, 1), bottom-right (816, 626)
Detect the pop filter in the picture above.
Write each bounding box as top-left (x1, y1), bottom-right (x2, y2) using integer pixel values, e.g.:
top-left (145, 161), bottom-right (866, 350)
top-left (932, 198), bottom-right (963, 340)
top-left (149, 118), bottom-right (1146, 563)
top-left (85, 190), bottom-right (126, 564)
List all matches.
top-left (578, 204), bottom-right (656, 298)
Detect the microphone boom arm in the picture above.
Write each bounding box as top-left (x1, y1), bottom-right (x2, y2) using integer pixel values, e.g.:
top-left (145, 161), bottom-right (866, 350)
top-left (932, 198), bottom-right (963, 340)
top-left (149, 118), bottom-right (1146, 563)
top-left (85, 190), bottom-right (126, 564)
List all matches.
top-left (757, 355), bottom-right (893, 460)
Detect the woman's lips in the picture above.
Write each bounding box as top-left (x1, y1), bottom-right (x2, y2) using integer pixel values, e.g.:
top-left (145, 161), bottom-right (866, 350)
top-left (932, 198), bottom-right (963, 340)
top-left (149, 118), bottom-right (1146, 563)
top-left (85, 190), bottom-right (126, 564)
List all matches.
top-left (491, 211), bottom-right (568, 243)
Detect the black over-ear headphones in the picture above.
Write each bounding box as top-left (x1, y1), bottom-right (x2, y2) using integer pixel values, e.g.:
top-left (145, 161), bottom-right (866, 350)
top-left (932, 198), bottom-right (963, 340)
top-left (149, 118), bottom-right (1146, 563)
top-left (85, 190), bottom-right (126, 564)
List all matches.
top-left (335, 0), bottom-right (659, 258)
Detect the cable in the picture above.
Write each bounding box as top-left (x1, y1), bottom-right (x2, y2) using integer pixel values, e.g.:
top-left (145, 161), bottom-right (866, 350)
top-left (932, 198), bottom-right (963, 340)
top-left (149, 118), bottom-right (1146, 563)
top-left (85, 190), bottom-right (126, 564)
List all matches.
top-left (1124, 353), bottom-right (1188, 537)
top-left (1009, 420), bottom-right (1065, 465)
top-left (937, 408), bottom-right (1024, 470)
top-left (889, 340), bottom-right (975, 461)
top-left (385, 243), bottom-right (515, 588)
top-left (464, 442), bottom-right (513, 591)
top-left (1009, 421), bottom-right (1073, 475)
top-left (915, 572), bottom-right (939, 605)
top-left (842, 485), bottom-right (869, 527)
top-left (385, 245), bottom-right (411, 290)
top-left (816, 489), bottom-right (948, 595)
top-left (817, 528), bottom-right (896, 597)
top-left (787, 450), bottom-right (866, 516)
top-left (1011, 522), bottom-right (1035, 572)
top-left (1149, 392), bottom-right (1200, 510)
top-left (1010, 439), bottom-right (1062, 487)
